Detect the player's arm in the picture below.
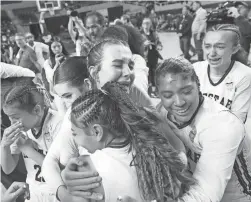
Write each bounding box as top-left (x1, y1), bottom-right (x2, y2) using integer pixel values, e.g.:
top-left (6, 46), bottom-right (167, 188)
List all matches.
top-left (29, 50), bottom-right (42, 73)
top-left (231, 74), bottom-right (251, 123)
top-left (1, 122), bottom-right (23, 175)
top-left (68, 16), bottom-right (77, 43)
top-left (178, 112), bottom-right (245, 202)
top-left (19, 139), bottom-right (45, 166)
top-left (42, 123), bottom-right (79, 194)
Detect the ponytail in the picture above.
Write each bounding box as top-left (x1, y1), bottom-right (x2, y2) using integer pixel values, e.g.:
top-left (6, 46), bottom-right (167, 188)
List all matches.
top-left (71, 82), bottom-right (195, 201)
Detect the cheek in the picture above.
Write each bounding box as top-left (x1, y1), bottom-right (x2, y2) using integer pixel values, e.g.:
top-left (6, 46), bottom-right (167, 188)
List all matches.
top-left (161, 97), bottom-right (173, 109)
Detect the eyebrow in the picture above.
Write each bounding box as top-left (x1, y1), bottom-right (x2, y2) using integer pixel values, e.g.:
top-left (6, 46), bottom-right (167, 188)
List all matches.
top-left (161, 85), bottom-right (193, 94)
top-left (112, 58), bottom-right (131, 63)
top-left (204, 42), bottom-right (226, 45)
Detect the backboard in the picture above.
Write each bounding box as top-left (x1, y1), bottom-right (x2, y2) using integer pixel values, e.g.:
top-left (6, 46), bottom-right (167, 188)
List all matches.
top-left (36, 0), bottom-right (61, 12)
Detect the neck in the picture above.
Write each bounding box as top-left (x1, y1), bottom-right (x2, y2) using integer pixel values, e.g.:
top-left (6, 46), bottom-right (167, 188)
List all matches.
top-left (210, 60), bottom-right (232, 76)
top-left (104, 132), bottom-right (128, 148)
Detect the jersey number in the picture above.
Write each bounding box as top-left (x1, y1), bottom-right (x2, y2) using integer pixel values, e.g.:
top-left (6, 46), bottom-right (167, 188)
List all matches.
top-left (34, 165), bottom-right (45, 182)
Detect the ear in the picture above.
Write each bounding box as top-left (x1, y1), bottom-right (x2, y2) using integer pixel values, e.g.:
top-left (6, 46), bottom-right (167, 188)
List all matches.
top-left (232, 44), bottom-right (241, 55)
top-left (84, 78), bottom-right (92, 90)
top-left (88, 65), bottom-right (96, 79)
top-left (91, 124), bottom-right (104, 142)
top-left (32, 104), bottom-right (43, 116)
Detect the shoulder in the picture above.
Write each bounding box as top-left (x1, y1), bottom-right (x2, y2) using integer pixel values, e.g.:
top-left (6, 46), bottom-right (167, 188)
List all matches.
top-left (198, 98), bottom-right (245, 141)
top-left (231, 61), bottom-right (251, 83)
top-left (193, 61), bottom-right (208, 75)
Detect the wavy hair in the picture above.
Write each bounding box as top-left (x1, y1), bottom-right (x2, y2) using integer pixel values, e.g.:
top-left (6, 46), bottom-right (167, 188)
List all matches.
top-left (71, 82), bottom-right (195, 201)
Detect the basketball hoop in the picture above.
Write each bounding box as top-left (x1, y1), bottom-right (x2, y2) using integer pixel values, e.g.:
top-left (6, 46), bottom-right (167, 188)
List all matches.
top-left (48, 8), bottom-right (55, 16)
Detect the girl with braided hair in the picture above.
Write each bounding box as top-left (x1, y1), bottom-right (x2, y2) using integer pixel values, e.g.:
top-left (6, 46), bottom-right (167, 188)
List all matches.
top-left (193, 24), bottom-right (251, 123)
top-left (43, 39), bottom-right (185, 201)
top-left (70, 82), bottom-right (195, 202)
top-left (1, 83), bottom-right (62, 202)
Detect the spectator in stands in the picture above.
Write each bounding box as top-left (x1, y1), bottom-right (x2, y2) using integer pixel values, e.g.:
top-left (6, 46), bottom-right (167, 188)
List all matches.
top-left (141, 17), bottom-right (163, 98)
top-left (121, 14), bottom-right (134, 27)
top-left (177, 5), bottom-right (194, 60)
top-left (85, 11), bottom-right (105, 43)
top-left (14, 33), bottom-right (42, 82)
top-left (25, 32), bottom-right (49, 68)
top-left (191, 1), bottom-right (207, 61)
top-left (228, 2), bottom-right (251, 54)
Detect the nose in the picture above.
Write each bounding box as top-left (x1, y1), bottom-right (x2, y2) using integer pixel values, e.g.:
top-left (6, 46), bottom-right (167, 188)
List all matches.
top-left (174, 94), bottom-right (186, 107)
top-left (122, 64), bottom-right (133, 79)
top-left (208, 47), bottom-right (217, 57)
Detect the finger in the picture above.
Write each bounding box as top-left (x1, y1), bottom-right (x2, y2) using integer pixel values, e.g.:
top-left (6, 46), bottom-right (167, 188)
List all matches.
top-left (8, 129), bottom-right (22, 139)
top-left (70, 191), bottom-right (104, 200)
top-left (5, 123), bottom-right (22, 135)
top-left (67, 180), bottom-right (101, 191)
top-left (64, 170), bottom-right (100, 181)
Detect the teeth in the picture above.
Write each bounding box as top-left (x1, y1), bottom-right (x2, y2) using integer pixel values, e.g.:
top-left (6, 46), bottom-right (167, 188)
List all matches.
top-left (176, 108), bottom-right (188, 114)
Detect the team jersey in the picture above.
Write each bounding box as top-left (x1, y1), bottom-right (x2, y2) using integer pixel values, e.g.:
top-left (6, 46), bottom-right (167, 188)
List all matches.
top-left (11, 108), bottom-right (62, 199)
top-left (157, 97), bottom-right (251, 202)
top-left (79, 145), bottom-right (145, 202)
top-left (193, 60), bottom-right (251, 123)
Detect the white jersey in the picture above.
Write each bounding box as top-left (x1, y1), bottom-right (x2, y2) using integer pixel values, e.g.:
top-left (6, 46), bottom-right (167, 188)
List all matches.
top-left (11, 108), bottom-right (62, 201)
top-left (157, 97), bottom-right (251, 202)
top-left (193, 60), bottom-right (251, 122)
top-left (79, 146), bottom-right (145, 202)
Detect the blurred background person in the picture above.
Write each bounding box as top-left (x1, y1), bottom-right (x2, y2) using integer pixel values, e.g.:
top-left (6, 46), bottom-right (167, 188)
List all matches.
top-left (177, 5), bottom-right (193, 60)
top-left (141, 17), bottom-right (163, 98)
top-left (191, 1), bottom-right (207, 61)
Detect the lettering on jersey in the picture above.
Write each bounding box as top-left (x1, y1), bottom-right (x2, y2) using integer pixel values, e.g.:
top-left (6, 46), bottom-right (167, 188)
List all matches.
top-left (203, 93), bottom-right (232, 109)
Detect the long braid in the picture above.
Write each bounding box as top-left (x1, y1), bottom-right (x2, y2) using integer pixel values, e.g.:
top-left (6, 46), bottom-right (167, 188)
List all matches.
top-left (71, 82), bottom-right (195, 201)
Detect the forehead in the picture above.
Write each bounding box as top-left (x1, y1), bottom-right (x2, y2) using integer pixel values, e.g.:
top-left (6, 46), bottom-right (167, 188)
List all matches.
top-left (102, 44), bottom-right (132, 61)
top-left (51, 41), bottom-right (61, 47)
top-left (54, 82), bottom-right (79, 95)
top-left (204, 31), bottom-right (233, 44)
top-left (15, 36), bottom-right (24, 40)
top-left (86, 16), bottom-right (99, 25)
top-left (158, 73), bottom-right (195, 92)
top-left (3, 104), bottom-right (27, 116)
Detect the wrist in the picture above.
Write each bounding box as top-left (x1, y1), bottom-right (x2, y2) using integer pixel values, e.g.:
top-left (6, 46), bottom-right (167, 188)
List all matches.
top-left (56, 185), bottom-right (67, 201)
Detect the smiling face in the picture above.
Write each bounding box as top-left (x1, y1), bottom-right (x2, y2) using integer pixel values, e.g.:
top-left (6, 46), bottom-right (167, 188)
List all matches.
top-left (203, 30), bottom-right (238, 69)
top-left (97, 43), bottom-right (135, 91)
top-left (157, 73), bottom-right (200, 124)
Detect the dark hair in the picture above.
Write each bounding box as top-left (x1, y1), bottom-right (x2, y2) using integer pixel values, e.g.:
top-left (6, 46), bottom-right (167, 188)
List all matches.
top-left (53, 56), bottom-right (90, 87)
top-left (3, 84), bottom-right (49, 112)
top-left (101, 25), bottom-right (145, 57)
top-left (71, 82), bottom-right (195, 201)
top-left (155, 57), bottom-right (200, 89)
top-left (87, 39), bottom-right (128, 84)
top-left (206, 24), bottom-right (248, 65)
top-left (194, 1), bottom-right (202, 6)
top-left (49, 39), bottom-right (69, 68)
top-left (85, 11), bottom-right (105, 26)
top-left (102, 25), bottom-right (129, 42)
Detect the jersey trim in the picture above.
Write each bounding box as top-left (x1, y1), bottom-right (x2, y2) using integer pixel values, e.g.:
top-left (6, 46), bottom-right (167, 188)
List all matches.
top-left (207, 60), bottom-right (235, 86)
top-left (233, 151), bottom-right (251, 196)
top-left (31, 107), bottom-right (49, 139)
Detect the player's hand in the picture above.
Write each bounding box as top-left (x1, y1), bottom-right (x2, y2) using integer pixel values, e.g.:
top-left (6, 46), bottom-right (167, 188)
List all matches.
top-left (227, 7), bottom-right (240, 18)
top-left (1, 122), bottom-right (24, 148)
top-left (61, 156), bottom-right (103, 200)
top-left (57, 185), bottom-right (87, 202)
top-left (2, 182), bottom-right (29, 202)
top-left (144, 40), bottom-right (153, 47)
